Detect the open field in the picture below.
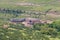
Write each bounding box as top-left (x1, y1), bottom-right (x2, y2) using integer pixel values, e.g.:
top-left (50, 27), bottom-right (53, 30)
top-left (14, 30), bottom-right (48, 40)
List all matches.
top-left (0, 0), bottom-right (60, 12)
top-left (0, 0), bottom-right (60, 40)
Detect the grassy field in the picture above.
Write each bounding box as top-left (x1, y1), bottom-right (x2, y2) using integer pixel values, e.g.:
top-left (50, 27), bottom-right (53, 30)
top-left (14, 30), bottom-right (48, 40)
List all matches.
top-left (0, 0), bottom-right (60, 40)
top-left (50, 38), bottom-right (60, 40)
top-left (0, 0), bottom-right (60, 20)
top-left (0, 0), bottom-right (60, 12)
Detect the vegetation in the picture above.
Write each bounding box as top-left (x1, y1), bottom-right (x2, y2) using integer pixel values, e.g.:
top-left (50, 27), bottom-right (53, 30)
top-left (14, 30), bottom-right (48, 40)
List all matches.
top-left (0, 0), bottom-right (60, 40)
top-left (0, 19), bottom-right (60, 40)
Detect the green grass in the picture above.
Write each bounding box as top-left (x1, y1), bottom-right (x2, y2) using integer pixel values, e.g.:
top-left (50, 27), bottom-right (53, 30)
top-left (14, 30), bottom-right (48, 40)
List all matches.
top-left (0, 0), bottom-right (54, 3)
top-left (0, 0), bottom-right (60, 12)
top-left (0, 0), bottom-right (60, 40)
top-left (0, 0), bottom-right (60, 20)
top-left (50, 38), bottom-right (60, 40)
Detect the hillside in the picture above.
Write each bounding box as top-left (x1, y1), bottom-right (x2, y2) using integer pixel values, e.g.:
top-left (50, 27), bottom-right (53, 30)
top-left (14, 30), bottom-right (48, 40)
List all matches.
top-left (0, 0), bottom-right (60, 11)
top-left (0, 0), bottom-right (60, 40)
